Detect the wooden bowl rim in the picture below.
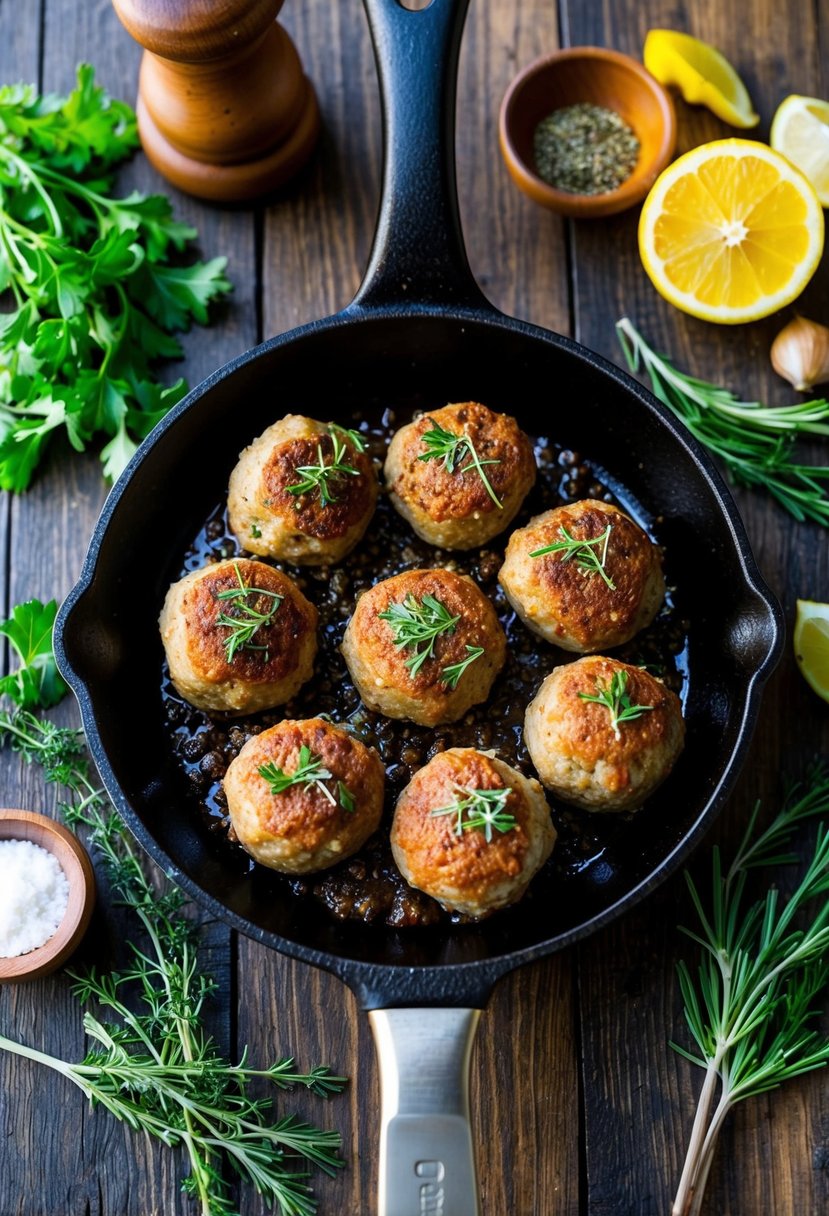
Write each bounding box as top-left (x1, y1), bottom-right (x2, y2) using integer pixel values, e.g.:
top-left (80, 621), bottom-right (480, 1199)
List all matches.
top-left (498, 45), bottom-right (677, 218)
top-left (0, 809), bottom-right (96, 981)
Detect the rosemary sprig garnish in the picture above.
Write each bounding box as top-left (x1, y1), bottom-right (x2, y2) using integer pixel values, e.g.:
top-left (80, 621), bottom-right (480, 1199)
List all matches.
top-left (287, 427), bottom-right (362, 507)
top-left (431, 785), bottom-right (517, 843)
top-left (328, 422), bottom-right (367, 453)
top-left (258, 745), bottom-right (356, 812)
top-left (418, 419), bottom-right (504, 509)
top-left (441, 645), bottom-right (485, 690)
top-left (214, 562), bottom-right (282, 664)
top-left (0, 709), bottom-right (346, 1216)
top-left (671, 768), bottom-right (829, 1216)
top-left (617, 317), bottom-right (829, 527)
top-left (530, 523), bottom-right (615, 589)
top-left (378, 593), bottom-right (461, 678)
top-left (578, 668), bottom-right (652, 739)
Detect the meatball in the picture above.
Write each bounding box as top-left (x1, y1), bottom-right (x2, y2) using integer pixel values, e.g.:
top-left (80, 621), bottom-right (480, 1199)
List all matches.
top-left (384, 401), bottom-right (536, 550)
top-left (499, 500), bottom-right (665, 653)
top-left (341, 568), bottom-right (506, 726)
top-left (524, 656), bottom-right (684, 812)
top-left (228, 414), bottom-right (378, 566)
top-left (390, 747), bottom-right (555, 918)
top-left (224, 718), bottom-right (384, 874)
top-left (159, 558), bottom-right (317, 715)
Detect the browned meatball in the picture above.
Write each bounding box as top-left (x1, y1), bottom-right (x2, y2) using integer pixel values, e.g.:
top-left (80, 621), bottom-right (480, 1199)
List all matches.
top-left (159, 558), bottom-right (317, 714)
top-left (223, 718), bottom-right (385, 873)
top-left (341, 568), bottom-right (506, 726)
top-left (524, 656), bottom-right (685, 811)
top-left (390, 748), bottom-right (555, 917)
top-left (384, 402), bottom-right (536, 549)
top-left (228, 414), bottom-right (378, 566)
top-left (499, 500), bottom-right (665, 653)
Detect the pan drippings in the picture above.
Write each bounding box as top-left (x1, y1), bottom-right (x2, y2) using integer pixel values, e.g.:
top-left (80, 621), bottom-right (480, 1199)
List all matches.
top-left (161, 410), bottom-right (689, 928)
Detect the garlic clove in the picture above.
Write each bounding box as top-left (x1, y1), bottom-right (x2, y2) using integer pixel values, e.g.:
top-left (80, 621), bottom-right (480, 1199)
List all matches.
top-left (771, 316), bottom-right (829, 393)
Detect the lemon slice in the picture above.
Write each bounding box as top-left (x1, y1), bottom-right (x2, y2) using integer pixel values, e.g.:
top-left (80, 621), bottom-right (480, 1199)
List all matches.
top-left (644, 30), bottom-right (759, 128)
top-left (794, 599), bottom-right (829, 703)
top-left (638, 139), bottom-right (824, 324)
top-left (771, 95), bottom-right (829, 207)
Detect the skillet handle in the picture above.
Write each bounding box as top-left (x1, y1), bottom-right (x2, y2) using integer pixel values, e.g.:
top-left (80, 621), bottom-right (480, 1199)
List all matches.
top-left (352, 0), bottom-right (490, 313)
top-left (369, 1008), bottom-right (481, 1216)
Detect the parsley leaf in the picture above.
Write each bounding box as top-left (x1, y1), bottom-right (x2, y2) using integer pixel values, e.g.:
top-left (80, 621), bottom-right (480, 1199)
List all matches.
top-left (0, 65), bottom-right (232, 491)
top-left (0, 598), bottom-right (68, 708)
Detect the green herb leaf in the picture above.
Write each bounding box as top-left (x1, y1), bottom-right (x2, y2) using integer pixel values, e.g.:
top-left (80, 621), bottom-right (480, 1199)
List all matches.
top-left (0, 598), bottom-right (67, 708)
top-left (213, 562), bottom-right (282, 664)
top-left (0, 66), bottom-right (232, 491)
top-left (417, 418), bottom-right (504, 508)
top-left (617, 317), bottom-right (829, 527)
top-left (441, 644), bottom-right (484, 690)
top-left (287, 428), bottom-right (362, 507)
top-left (530, 523), bottom-right (615, 589)
top-left (671, 768), bottom-right (829, 1216)
top-left (578, 667), bottom-right (652, 739)
top-left (259, 744), bottom-right (356, 812)
top-left (431, 785), bottom-right (517, 843)
top-left (378, 592), bottom-right (461, 678)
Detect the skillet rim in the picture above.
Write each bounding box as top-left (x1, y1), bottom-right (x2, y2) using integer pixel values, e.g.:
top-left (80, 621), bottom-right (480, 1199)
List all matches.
top-left (54, 302), bottom-right (785, 999)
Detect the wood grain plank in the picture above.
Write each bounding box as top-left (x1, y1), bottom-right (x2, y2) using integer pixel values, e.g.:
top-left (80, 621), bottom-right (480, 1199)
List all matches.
top-left (241, 2), bottom-right (579, 1215)
top-left (562, 2), bottom-right (829, 1213)
top-left (0, 0), bottom-right (256, 1210)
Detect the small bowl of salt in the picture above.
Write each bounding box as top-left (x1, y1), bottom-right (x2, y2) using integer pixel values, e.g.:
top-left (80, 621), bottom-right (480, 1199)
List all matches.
top-left (0, 810), bottom-right (95, 981)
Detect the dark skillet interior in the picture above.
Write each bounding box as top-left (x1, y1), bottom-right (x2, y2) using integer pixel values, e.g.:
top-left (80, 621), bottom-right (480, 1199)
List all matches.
top-left (59, 308), bottom-right (779, 973)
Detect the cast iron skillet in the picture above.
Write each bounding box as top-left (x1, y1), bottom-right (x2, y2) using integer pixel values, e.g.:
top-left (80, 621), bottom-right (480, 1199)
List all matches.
top-left (55, 1), bottom-right (783, 1211)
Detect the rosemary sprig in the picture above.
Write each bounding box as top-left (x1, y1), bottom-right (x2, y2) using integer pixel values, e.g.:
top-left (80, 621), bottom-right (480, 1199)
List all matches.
top-left (378, 593), bottom-right (461, 678)
top-left (671, 768), bottom-right (829, 1216)
top-left (530, 523), bottom-right (616, 589)
top-left (431, 785), bottom-right (517, 843)
top-left (578, 668), bottom-right (652, 739)
top-left (287, 428), bottom-right (362, 507)
top-left (417, 418), bottom-right (504, 509)
top-left (258, 745), bottom-right (355, 812)
top-left (214, 562), bottom-right (282, 664)
top-left (0, 708), bottom-right (346, 1216)
top-left (616, 317), bottom-right (829, 527)
top-left (328, 423), bottom-right (367, 453)
top-left (441, 645), bottom-right (485, 690)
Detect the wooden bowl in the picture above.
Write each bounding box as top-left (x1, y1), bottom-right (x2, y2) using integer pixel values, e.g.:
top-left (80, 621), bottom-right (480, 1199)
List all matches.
top-left (499, 46), bottom-right (676, 219)
top-left (0, 810), bottom-right (96, 982)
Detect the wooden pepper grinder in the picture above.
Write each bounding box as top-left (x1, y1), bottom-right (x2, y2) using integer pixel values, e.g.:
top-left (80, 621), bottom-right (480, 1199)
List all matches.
top-left (112, 0), bottom-right (320, 201)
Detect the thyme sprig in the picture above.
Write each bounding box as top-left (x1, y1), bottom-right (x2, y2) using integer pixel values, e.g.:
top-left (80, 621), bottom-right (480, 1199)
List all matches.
top-left (617, 317), bottom-right (829, 527)
top-left (0, 708), bottom-right (346, 1216)
top-left (378, 592), bottom-right (460, 678)
top-left (671, 768), bottom-right (829, 1216)
top-left (441, 645), bottom-right (485, 690)
top-left (214, 561), bottom-right (282, 664)
top-left (258, 745), bottom-right (355, 813)
top-left (578, 668), bottom-right (652, 739)
top-left (287, 428), bottom-right (362, 507)
top-left (431, 785), bottom-right (517, 843)
top-left (418, 418), bottom-right (504, 509)
top-left (530, 523), bottom-right (615, 589)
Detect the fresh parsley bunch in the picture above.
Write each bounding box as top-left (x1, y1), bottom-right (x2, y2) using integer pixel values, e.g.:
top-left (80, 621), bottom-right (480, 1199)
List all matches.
top-left (0, 64), bottom-right (231, 490)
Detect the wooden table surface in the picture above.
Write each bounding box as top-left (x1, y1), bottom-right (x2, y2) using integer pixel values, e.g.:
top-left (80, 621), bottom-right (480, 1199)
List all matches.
top-left (1, 1), bottom-right (828, 1213)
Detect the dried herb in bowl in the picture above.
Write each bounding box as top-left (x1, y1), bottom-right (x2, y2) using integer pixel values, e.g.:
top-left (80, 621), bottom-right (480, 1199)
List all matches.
top-left (533, 103), bottom-right (640, 195)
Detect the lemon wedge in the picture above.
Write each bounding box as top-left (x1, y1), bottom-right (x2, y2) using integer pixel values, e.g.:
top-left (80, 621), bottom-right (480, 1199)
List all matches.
top-left (644, 30), bottom-right (759, 128)
top-left (771, 95), bottom-right (829, 207)
top-left (794, 600), bottom-right (829, 703)
top-left (638, 139), bottom-right (824, 324)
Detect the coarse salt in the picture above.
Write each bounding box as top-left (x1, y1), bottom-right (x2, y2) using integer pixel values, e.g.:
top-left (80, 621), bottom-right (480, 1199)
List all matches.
top-left (0, 839), bottom-right (70, 958)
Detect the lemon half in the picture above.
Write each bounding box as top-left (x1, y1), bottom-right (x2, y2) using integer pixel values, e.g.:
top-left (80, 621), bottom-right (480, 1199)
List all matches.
top-left (644, 30), bottom-right (759, 128)
top-left (638, 139), bottom-right (824, 324)
top-left (771, 95), bottom-right (829, 207)
top-left (794, 600), bottom-right (829, 704)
